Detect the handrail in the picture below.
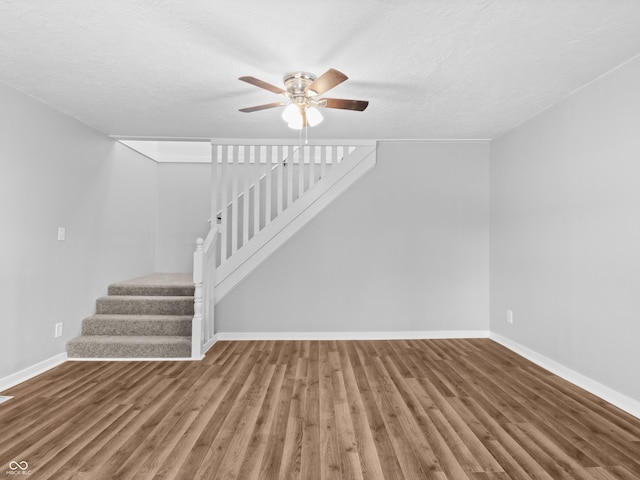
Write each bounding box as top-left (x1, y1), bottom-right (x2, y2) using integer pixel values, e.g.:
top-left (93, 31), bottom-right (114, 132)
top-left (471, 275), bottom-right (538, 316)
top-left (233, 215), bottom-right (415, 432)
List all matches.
top-left (202, 225), bottom-right (218, 253)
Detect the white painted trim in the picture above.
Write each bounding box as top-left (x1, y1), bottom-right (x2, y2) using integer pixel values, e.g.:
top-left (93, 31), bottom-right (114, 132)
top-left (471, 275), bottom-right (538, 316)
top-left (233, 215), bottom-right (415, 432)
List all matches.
top-left (154, 156), bottom-right (210, 164)
top-left (210, 138), bottom-right (377, 147)
top-left (377, 139), bottom-right (491, 143)
top-left (216, 330), bottom-right (490, 341)
top-left (490, 333), bottom-right (640, 420)
top-left (215, 146), bottom-right (377, 302)
top-left (113, 136), bottom-right (211, 142)
top-left (67, 357), bottom-right (201, 362)
top-left (0, 353), bottom-right (67, 392)
top-left (113, 136), bottom-right (492, 144)
top-left (201, 335), bottom-right (218, 355)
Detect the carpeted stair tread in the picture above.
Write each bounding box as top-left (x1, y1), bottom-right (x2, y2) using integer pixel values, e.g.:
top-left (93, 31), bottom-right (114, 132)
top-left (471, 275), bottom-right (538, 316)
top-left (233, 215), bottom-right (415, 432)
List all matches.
top-left (108, 273), bottom-right (194, 297)
top-left (67, 272), bottom-right (196, 360)
top-left (82, 314), bottom-right (192, 336)
top-left (96, 295), bottom-right (194, 315)
top-left (67, 335), bottom-right (191, 358)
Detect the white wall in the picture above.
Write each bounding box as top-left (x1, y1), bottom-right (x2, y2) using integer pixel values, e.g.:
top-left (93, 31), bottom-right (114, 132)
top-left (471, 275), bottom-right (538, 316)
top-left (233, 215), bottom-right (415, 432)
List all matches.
top-left (490, 55), bottom-right (640, 402)
top-left (216, 141), bottom-right (490, 334)
top-left (155, 163), bottom-right (211, 272)
top-left (0, 82), bottom-right (157, 380)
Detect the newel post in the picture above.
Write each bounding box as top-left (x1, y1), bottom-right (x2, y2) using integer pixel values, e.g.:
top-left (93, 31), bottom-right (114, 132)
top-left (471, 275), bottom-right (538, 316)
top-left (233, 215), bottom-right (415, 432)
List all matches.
top-left (192, 237), bottom-right (204, 359)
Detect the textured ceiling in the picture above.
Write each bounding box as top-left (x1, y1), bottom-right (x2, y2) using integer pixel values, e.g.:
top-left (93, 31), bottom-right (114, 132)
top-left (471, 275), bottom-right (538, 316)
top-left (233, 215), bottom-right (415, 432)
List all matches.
top-left (1, 1), bottom-right (640, 140)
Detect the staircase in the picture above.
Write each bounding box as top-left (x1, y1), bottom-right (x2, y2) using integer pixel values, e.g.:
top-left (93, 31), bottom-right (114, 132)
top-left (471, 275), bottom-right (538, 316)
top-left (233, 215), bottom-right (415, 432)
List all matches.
top-left (66, 140), bottom-right (376, 360)
top-left (67, 273), bottom-right (194, 359)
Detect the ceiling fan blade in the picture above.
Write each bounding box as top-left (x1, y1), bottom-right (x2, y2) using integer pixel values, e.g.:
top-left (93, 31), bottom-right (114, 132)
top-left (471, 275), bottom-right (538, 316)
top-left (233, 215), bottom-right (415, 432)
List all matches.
top-left (301, 108), bottom-right (308, 127)
top-left (305, 68), bottom-right (348, 95)
top-left (239, 76), bottom-right (286, 95)
top-left (321, 98), bottom-right (369, 111)
top-left (239, 102), bottom-right (285, 113)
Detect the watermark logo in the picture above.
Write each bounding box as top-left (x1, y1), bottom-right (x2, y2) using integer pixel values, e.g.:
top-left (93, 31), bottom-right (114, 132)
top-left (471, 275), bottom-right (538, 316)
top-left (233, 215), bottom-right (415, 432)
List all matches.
top-left (5, 461), bottom-right (31, 476)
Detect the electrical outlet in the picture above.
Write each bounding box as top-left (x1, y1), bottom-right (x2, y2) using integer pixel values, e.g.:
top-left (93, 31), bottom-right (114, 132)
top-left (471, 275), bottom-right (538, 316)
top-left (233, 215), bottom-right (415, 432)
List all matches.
top-left (57, 227), bottom-right (66, 241)
top-left (55, 322), bottom-right (63, 338)
top-left (507, 310), bottom-right (514, 325)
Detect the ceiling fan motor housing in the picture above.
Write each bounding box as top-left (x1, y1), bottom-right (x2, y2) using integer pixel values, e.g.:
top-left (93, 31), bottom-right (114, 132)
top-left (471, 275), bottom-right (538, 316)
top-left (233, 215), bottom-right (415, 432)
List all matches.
top-left (283, 72), bottom-right (320, 108)
top-left (283, 72), bottom-right (317, 96)
top-left (238, 68), bottom-right (366, 115)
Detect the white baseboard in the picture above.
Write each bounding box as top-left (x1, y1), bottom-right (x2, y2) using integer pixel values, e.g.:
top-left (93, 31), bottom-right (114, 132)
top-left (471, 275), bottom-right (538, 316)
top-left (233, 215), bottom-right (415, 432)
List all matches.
top-left (66, 357), bottom-right (201, 362)
top-left (490, 333), bottom-right (640, 420)
top-left (0, 352), bottom-right (67, 393)
top-left (201, 336), bottom-right (218, 355)
top-left (215, 330), bottom-right (490, 341)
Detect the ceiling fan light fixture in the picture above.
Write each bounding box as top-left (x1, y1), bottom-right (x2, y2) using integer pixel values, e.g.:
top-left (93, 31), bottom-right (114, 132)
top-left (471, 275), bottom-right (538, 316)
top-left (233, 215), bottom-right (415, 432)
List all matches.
top-left (239, 68), bottom-right (368, 130)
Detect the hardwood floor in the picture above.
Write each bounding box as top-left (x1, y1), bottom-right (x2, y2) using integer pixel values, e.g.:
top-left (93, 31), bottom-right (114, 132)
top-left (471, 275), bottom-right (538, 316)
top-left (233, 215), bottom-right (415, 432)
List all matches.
top-left (1, 339), bottom-right (639, 479)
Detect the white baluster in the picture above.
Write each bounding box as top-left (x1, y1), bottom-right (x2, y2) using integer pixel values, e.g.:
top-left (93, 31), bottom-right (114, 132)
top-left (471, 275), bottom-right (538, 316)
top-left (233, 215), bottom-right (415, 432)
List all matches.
top-left (287, 145), bottom-right (294, 207)
top-left (220, 146), bottom-right (228, 263)
top-left (331, 146), bottom-right (337, 174)
top-left (265, 145), bottom-right (273, 225)
top-left (320, 145), bottom-right (327, 179)
top-left (277, 145), bottom-right (283, 215)
top-left (298, 145), bottom-right (305, 199)
top-left (231, 145), bottom-right (239, 254)
top-left (211, 144), bottom-right (218, 227)
top-left (309, 145), bottom-right (316, 188)
top-left (242, 146), bottom-right (250, 248)
top-left (339, 145), bottom-right (346, 164)
top-left (204, 236), bottom-right (214, 342)
top-left (253, 145), bottom-right (260, 236)
top-left (211, 144), bottom-right (220, 267)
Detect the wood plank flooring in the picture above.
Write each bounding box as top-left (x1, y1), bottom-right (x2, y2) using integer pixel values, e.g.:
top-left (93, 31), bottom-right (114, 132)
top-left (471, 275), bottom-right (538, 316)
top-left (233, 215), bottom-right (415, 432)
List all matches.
top-left (1, 339), bottom-right (639, 479)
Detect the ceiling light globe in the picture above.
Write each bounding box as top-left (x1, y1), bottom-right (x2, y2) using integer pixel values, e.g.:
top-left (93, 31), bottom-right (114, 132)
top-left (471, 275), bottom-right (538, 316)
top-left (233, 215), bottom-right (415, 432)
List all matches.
top-left (306, 106), bottom-right (323, 127)
top-left (282, 104), bottom-right (301, 124)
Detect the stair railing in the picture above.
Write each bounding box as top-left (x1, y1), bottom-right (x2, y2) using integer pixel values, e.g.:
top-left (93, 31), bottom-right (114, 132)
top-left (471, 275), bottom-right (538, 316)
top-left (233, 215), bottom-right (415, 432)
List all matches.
top-left (211, 139), bottom-right (370, 268)
top-left (191, 139), bottom-right (376, 357)
top-left (192, 225), bottom-right (218, 359)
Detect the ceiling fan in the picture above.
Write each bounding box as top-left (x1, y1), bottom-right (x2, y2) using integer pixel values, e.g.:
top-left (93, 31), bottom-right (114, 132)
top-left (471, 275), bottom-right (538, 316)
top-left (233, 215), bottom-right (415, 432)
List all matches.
top-left (238, 68), bottom-right (369, 130)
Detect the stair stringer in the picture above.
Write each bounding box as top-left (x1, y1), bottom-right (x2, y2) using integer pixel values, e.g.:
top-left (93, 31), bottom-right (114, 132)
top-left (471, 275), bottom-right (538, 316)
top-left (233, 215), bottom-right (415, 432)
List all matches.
top-left (214, 144), bottom-right (377, 303)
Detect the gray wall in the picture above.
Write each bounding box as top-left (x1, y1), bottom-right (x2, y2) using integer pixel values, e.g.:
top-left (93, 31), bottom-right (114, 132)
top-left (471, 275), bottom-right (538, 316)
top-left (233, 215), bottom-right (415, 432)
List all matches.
top-left (0, 82), bottom-right (157, 380)
top-left (6, 47), bottom-right (637, 407)
top-left (216, 141), bottom-right (490, 333)
top-left (155, 163), bottom-right (211, 272)
top-left (490, 56), bottom-right (640, 401)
